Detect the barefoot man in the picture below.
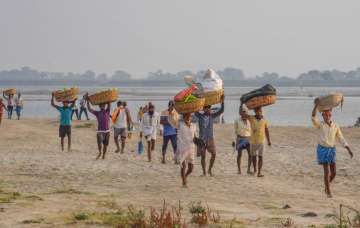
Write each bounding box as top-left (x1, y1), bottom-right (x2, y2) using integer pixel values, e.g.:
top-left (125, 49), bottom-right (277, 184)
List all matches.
top-left (234, 106), bottom-right (252, 174)
top-left (140, 103), bottom-right (160, 162)
top-left (51, 93), bottom-right (76, 151)
top-left (0, 98), bottom-right (7, 126)
top-left (195, 95), bottom-right (224, 176)
top-left (248, 107), bottom-right (271, 177)
top-left (86, 94), bottom-right (111, 160)
top-left (112, 101), bottom-right (132, 154)
top-left (312, 99), bottom-right (353, 198)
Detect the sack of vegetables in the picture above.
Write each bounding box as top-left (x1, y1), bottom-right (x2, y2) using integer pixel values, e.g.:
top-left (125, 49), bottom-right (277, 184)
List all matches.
top-left (174, 84), bottom-right (205, 114)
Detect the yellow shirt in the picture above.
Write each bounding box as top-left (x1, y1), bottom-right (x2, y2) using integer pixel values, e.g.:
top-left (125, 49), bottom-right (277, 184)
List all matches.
top-left (234, 118), bottom-right (251, 137)
top-left (249, 116), bottom-right (268, 145)
top-left (311, 117), bottom-right (348, 148)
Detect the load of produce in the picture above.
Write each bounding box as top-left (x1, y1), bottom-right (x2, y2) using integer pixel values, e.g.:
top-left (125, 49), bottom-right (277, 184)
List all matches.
top-left (240, 84), bottom-right (277, 110)
top-left (3, 88), bottom-right (17, 96)
top-left (174, 85), bottom-right (205, 114)
top-left (183, 69), bottom-right (224, 106)
top-left (316, 93), bottom-right (343, 112)
top-left (54, 87), bottom-right (79, 102)
top-left (88, 88), bottom-right (118, 105)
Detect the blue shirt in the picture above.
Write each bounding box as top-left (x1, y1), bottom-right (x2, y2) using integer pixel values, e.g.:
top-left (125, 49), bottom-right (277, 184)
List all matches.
top-left (195, 103), bottom-right (224, 142)
top-left (57, 107), bottom-right (72, 126)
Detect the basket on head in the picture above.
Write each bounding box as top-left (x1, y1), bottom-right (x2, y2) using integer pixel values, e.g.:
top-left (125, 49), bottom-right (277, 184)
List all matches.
top-left (317, 93), bottom-right (344, 112)
top-left (203, 89), bottom-right (224, 106)
top-left (88, 89), bottom-right (118, 105)
top-left (174, 97), bottom-right (205, 114)
top-left (54, 87), bottom-right (79, 102)
top-left (4, 88), bottom-right (17, 96)
top-left (244, 95), bottom-right (277, 110)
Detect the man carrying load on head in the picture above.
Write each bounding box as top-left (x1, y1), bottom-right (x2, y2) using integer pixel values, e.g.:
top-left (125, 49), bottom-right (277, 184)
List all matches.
top-left (51, 93), bottom-right (77, 152)
top-left (195, 95), bottom-right (225, 176)
top-left (247, 107), bottom-right (271, 177)
top-left (85, 94), bottom-right (111, 160)
top-left (160, 100), bottom-right (179, 164)
top-left (312, 99), bottom-right (353, 198)
top-left (112, 100), bottom-right (132, 154)
top-left (3, 92), bottom-right (15, 120)
top-left (140, 103), bottom-right (160, 162)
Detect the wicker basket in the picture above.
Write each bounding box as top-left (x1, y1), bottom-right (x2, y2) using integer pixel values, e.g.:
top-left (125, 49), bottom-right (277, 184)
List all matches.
top-left (203, 89), bottom-right (224, 106)
top-left (54, 87), bottom-right (79, 102)
top-left (317, 93), bottom-right (343, 112)
top-left (245, 95), bottom-right (276, 110)
top-left (89, 89), bottom-right (118, 105)
top-left (3, 88), bottom-right (17, 96)
top-left (175, 97), bottom-right (205, 114)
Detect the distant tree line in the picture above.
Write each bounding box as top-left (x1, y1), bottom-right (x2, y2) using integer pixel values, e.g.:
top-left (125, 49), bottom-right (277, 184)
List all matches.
top-left (1, 66), bottom-right (360, 86)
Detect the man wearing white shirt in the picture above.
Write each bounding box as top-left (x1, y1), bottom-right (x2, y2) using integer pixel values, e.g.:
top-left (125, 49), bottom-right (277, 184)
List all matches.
top-left (140, 103), bottom-right (160, 162)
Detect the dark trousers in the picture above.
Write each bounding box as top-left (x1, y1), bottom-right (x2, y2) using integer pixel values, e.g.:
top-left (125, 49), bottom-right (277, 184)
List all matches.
top-left (162, 134), bottom-right (177, 154)
top-left (79, 107), bottom-right (89, 120)
top-left (7, 105), bottom-right (13, 119)
top-left (71, 109), bottom-right (79, 120)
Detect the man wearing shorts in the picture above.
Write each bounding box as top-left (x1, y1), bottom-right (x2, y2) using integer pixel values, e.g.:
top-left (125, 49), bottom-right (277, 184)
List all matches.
top-left (234, 106), bottom-right (252, 174)
top-left (248, 107), bottom-right (271, 177)
top-left (112, 101), bottom-right (132, 154)
top-left (140, 103), bottom-right (160, 162)
top-left (86, 94), bottom-right (111, 160)
top-left (195, 95), bottom-right (224, 176)
top-left (51, 93), bottom-right (76, 152)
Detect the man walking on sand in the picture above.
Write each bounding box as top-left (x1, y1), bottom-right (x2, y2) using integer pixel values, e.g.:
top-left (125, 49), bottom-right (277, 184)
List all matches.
top-left (195, 95), bottom-right (224, 176)
top-left (234, 106), bottom-right (252, 174)
top-left (160, 100), bottom-right (179, 164)
top-left (112, 100), bottom-right (132, 154)
top-left (0, 98), bottom-right (7, 126)
top-left (79, 97), bottom-right (90, 120)
top-left (140, 103), bottom-right (160, 162)
top-left (86, 94), bottom-right (111, 160)
top-left (247, 107), bottom-right (271, 177)
top-left (312, 99), bottom-right (353, 198)
top-left (51, 93), bottom-right (76, 152)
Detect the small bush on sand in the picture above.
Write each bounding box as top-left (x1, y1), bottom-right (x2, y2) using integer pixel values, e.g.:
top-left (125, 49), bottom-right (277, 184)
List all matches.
top-left (189, 201), bottom-right (220, 225)
top-left (74, 212), bottom-right (89, 221)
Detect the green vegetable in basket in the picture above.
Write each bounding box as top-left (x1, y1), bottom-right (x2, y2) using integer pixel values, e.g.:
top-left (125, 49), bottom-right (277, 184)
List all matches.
top-left (184, 94), bottom-right (197, 103)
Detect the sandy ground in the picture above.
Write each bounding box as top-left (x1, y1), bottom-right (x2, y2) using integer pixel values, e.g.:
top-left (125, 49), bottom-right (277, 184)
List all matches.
top-left (0, 118), bottom-right (359, 227)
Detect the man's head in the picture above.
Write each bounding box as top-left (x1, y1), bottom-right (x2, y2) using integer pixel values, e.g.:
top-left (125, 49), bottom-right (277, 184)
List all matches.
top-left (254, 107), bottom-right (263, 119)
top-left (117, 100), bottom-right (122, 107)
top-left (183, 113), bottom-right (192, 124)
top-left (168, 100), bottom-right (175, 112)
top-left (123, 101), bottom-right (127, 107)
top-left (203, 105), bottom-right (211, 115)
top-left (148, 103), bottom-right (155, 115)
top-left (322, 110), bottom-right (332, 124)
top-left (239, 106), bottom-right (248, 119)
top-left (99, 103), bottom-right (106, 110)
top-left (62, 101), bottom-right (69, 107)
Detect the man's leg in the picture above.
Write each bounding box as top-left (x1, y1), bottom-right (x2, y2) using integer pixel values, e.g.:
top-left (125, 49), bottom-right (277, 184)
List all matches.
top-left (181, 161), bottom-right (187, 187)
top-left (67, 133), bottom-right (71, 152)
top-left (329, 163), bottom-right (336, 183)
top-left (79, 108), bottom-right (83, 120)
top-left (246, 145), bottom-right (252, 174)
top-left (237, 149), bottom-right (242, 174)
top-left (120, 136), bottom-right (126, 154)
top-left (114, 130), bottom-right (120, 153)
top-left (200, 147), bottom-right (207, 176)
top-left (75, 110), bottom-right (79, 120)
top-left (186, 163), bottom-right (194, 177)
top-left (84, 109), bottom-right (89, 120)
top-left (102, 133), bottom-right (110, 159)
top-left (250, 144), bottom-right (257, 173)
top-left (146, 138), bottom-right (152, 162)
top-left (162, 135), bottom-right (170, 164)
top-left (60, 137), bottom-right (65, 151)
top-left (208, 140), bottom-right (216, 176)
top-left (323, 164), bottom-right (331, 197)
top-left (96, 134), bottom-right (102, 160)
top-left (257, 156), bottom-right (263, 177)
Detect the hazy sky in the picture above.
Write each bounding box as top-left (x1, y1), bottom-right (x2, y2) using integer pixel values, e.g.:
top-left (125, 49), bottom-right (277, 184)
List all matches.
top-left (1, 0), bottom-right (360, 78)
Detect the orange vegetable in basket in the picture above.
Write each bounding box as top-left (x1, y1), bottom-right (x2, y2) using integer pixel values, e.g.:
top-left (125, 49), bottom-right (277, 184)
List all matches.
top-left (174, 84), bottom-right (198, 102)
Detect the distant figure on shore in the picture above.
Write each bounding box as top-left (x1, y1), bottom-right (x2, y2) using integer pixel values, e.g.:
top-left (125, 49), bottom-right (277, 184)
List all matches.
top-left (122, 101), bottom-right (134, 139)
top-left (79, 97), bottom-right (90, 120)
top-left (247, 107), bottom-right (272, 178)
top-left (2, 92), bottom-right (14, 120)
top-left (112, 100), bottom-right (132, 154)
top-left (195, 95), bottom-right (225, 176)
top-left (71, 100), bottom-right (79, 120)
top-left (14, 92), bottom-right (23, 120)
top-left (160, 100), bottom-right (179, 164)
top-left (140, 103), bottom-right (160, 162)
top-left (0, 98), bottom-right (7, 126)
top-left (85, 94), bottom-right (111, 160)
top-left (234, 106), bottom-right (252, 174)
top-left (312, 99), bottom-right (353, 198)
top-left (51, 93), bottom-right (76, 152)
